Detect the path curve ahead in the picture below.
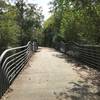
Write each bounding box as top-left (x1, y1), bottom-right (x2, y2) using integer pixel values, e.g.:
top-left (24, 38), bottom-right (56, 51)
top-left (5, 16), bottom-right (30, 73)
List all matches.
top-left (1, 47), bottom-right (99, 100)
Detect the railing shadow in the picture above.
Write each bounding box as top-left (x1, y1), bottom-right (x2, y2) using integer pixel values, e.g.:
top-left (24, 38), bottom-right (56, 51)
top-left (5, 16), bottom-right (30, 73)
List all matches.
top-left (53, 51), bottom-right (100, 100)
top-left (54, 80), bottom-right (100, 100)
top-left (53, 52), bottom-right (82, 65)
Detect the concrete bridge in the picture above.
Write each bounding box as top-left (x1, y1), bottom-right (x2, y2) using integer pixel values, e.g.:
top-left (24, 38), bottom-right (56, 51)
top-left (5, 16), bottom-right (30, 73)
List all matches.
top-left (0, 47), bottom-right (100, 100)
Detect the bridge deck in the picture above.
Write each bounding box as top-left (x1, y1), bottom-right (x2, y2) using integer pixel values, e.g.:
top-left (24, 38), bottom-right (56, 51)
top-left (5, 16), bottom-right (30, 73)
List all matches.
top-left (1, 47), bottom-right (99, 100)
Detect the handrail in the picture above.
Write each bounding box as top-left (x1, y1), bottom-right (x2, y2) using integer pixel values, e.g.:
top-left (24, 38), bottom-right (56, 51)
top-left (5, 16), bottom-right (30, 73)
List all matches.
top-left (0, 41), bottom-right (38, 98)
top-left (56, 41), bottom-right (100, 69)
top-left (0, 41), bottom-right (31, 64)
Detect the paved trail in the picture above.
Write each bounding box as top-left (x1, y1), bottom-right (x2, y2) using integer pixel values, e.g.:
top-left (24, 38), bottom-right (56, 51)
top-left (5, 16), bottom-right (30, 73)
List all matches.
top-left (1, 48), bottom-right (100, 100)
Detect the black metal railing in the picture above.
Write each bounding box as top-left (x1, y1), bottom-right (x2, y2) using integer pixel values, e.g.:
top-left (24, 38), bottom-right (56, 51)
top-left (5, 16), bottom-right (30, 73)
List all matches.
top-left (0, 41), bottom-right (38, 98)
top-left (56, 41), bottom-right (100, 69)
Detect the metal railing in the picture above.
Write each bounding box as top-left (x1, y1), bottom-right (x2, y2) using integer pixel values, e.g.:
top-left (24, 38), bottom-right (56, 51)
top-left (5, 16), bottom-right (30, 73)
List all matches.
top-left (0, 41), bottom-right (38, 98)
top-left (56, 41), bottom-right (100, 69)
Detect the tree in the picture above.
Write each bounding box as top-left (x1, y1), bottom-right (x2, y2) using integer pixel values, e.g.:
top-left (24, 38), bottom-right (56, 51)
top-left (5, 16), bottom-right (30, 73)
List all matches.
top-left (0, 0), bottom-right (19, 54)
top-left (44, 0), bottom-right (100, 45)
top-left (0, 0), bottom-right (44, 54)
top-left (16, 0), bottom-right (44, 45)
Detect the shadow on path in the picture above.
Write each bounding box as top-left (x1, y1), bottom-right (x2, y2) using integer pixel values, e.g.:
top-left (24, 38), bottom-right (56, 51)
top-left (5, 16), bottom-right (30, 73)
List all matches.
top-left (53, 52), bottom-right (100, 100)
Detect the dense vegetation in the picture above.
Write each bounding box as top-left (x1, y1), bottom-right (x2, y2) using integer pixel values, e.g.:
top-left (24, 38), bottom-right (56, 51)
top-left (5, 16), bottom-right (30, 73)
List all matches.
top-left (0, 0), bottom-right (43, 54)
top-left (0, 0), bottom-right (100, 54)
top-left (43, 0), bottom-right (100, 47)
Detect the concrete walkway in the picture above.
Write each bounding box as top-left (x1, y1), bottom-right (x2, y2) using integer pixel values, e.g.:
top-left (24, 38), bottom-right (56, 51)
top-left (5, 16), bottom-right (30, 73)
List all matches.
top-left (1, 47), bottom-right (99, 100)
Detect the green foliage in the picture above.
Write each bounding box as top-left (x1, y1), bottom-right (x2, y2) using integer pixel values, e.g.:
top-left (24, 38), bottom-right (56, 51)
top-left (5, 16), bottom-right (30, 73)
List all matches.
top-left (0, 0), bottom-right (43, 54)
top-left (43, 0), bottom-right (100, 45)
top-left (0, 1), bottom-right (19, 54)
top-left (16, 0), bottom-right (44, 45)
top-left (43, 16), bottom-right (56, 46)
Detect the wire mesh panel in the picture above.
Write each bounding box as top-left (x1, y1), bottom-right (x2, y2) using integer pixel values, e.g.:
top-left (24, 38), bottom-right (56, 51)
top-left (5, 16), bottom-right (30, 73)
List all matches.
top-left (64, 42), bottom-right (100, 69)
top-left (55, 41), bottom-right (100, 69)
